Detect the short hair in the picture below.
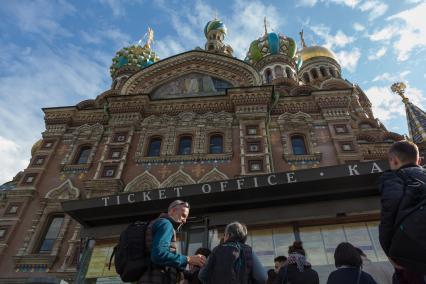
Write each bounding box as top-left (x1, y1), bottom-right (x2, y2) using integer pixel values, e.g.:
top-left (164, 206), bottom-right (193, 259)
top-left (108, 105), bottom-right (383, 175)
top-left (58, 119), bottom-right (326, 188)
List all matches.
top-left (224, 221), bottom-right (248, 243)
top-left (288, 241), bottom-right (306, 256)
top-left (168, 200), bottom-right (190, 212)
top-left (334, 242), bottom-right (362, 268)
top-left (355, 247), bottom-right (366, 257)
top-left (195, 247), bottom-right (211, 258)
top-left (389, 141), bottom-right (419, 164)
top-left (274, 256), bottom-right (287, 263)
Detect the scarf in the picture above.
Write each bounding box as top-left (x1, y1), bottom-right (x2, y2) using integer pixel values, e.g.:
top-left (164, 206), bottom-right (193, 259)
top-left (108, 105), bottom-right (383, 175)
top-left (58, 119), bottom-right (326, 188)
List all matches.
top-left (286, 253), bottom-right (311, 272)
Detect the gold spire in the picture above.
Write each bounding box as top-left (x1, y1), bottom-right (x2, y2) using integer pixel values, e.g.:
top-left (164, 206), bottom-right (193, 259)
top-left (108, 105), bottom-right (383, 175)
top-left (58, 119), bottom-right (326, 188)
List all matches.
top-left (391, 82), bottom-right (408, 103)
top-left (214, 9), bottom-right (218, 20)
top-left (299, 29), bottom-right (307, 48)
top-left (264, 16), bottom-right (268, 35)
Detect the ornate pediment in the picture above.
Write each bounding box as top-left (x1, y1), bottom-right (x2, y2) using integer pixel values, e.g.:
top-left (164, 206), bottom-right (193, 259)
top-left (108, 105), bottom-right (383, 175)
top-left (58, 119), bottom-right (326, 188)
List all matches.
top-left (198, 168), bottom-right (229, 183)
top-left (120, 51), bottom-right (262, 95)
top-left (45, 180), bottom-right (80, 200)
top-left (161, 169), bottom-right (196, 187)
top-left (124, 171), bottom-right (161, 192)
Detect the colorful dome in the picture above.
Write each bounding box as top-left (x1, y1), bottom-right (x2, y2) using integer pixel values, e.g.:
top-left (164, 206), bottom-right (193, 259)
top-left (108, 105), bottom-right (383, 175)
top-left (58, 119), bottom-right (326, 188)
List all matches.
top-left (300, 45), bottom-right (338, 63)
top-left (110, 44), bottom-right (160, 77)
top-left (245, 32), bottom-right (297, 64)
top-left (204, 19), bottom-right (227, 38)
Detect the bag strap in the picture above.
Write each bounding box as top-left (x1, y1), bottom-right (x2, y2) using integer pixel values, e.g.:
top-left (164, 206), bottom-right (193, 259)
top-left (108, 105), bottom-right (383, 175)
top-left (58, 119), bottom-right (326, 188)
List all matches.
top-left (108, 246), bottom-right (117, 270)
top-left (355, 268), bottom-right (361, 284)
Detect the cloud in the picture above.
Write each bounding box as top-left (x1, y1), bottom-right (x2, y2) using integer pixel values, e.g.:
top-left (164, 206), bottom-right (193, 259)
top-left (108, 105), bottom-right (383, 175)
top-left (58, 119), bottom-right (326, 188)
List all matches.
top-left (80, 27), bottom-right (132, 48)
top-left (353, 22), bottom-right (365, 31)
top-left (367, 46), bottom-right (387, 60)
top-left (359, 0), bottom-right (388, 20)
top-left (155, 36), bottom-right (186, 59)
top-left (298, 0), bottom-right (360, 8)
top-left (98, 0), bottom-right (144, 17)
top-left (311, 24), bottom-right (355, 49)
top-left (368, 25), bottom-right (400, 42)
top-left (365, 84), bottom-right (425, 125)
top-left (1, 0), bottom-right (76, 40)
top-left (0, 136), bottom-right (29, 185)
top-left (297, 0), bottom-right (318, 7)
top-left (372, 70), bottom-right (410, 82)
top-left (335, 48), bottom-right (361, 72)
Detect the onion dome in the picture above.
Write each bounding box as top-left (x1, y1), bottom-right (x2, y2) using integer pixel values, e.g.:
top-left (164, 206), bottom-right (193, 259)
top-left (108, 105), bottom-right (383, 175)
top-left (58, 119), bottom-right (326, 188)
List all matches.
top-left (31, 139), bottom-right (43, 156)
top-left (204, 19), bottom-right (227, 38)
top-left (110, 44), bottom-right (160, 77)
top-left (300, 45), bottom-right (338, 63)
top-left (245, 32), bottom-right (297, 64)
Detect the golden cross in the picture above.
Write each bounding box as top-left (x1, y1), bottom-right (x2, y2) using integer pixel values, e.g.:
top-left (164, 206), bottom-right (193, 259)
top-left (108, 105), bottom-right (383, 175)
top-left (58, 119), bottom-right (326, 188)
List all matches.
top-left (391, 82), bottom-right (408, 101)
top-left (299, 29), bottom-right (307, 48)
top-left (214, 9), bottom-right (218, 20)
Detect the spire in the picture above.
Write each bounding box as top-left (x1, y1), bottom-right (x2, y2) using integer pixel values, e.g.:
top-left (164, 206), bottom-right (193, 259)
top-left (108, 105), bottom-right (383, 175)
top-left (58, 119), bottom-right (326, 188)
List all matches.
top-left (391, 82), bottom-right (426, 145)
top-left (299, 29), bottom-right (307, 48)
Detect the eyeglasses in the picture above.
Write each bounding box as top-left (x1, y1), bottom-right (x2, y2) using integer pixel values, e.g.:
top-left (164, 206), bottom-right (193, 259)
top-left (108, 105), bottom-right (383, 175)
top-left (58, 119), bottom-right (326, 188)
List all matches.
top-left (169, 201), bottom-right (190, 210)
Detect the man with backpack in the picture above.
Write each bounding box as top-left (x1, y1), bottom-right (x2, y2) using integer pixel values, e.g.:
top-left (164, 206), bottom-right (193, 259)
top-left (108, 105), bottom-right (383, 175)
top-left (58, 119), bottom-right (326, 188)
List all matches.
top-left (379, 141), bottom-right (426, 283)
top-left (138, 200), bottom-right (206, 284)
top-left (198, 221), bottom-right (267, 284)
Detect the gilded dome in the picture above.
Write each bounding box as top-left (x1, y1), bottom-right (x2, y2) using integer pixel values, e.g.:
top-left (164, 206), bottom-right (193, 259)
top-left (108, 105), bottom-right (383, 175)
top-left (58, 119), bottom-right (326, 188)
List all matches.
top-left (204, 19), bottom-right (227, 38)
top-left (31, 139), bottom-right (43, 156)
top-left (245, 32), bottom-right (297, 65)
top-left (110, 44), bottom-right (160, 77)
top-left (300, 46), bottom-right (338, 63)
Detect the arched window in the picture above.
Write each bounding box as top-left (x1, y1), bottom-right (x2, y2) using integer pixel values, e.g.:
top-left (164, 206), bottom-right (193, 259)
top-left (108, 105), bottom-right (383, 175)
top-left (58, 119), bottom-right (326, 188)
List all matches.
top-left (38, 215), bottom-right (64, 253)
top-left (286, 68), bottom-right (292, 79)
top-left (330, 68), bottom-right (336, 77)
top-left (209, 134), bottom-right (223, 154)
top-left (303, 73), bottom-right (310, 83)
top-left (311, 68), bottom-right (319, 79)
top-left (274, 66), bottom-right (284, 77)
top-left (74, 146), bottom-right (91, 164)
top-left (291, 135), bottom-right (307, 155)
top-left (177, 136), bottom-right (192, 155)
top-left (265, 69), bottom-right (273, 83)
top-left (320, 66), bottom-right (327, 77)
top-left (146, 137), bottom-right (162, 157)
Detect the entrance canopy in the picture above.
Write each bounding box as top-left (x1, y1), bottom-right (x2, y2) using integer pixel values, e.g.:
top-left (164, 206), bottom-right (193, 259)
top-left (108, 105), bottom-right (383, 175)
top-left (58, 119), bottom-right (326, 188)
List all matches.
top-left (62, 160), bottom-right (389, 228)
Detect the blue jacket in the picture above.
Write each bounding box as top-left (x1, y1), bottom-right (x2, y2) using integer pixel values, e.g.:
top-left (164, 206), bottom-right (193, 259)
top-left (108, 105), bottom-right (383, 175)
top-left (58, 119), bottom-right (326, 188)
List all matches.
top-left (150, 217), bottom-right (188, 269)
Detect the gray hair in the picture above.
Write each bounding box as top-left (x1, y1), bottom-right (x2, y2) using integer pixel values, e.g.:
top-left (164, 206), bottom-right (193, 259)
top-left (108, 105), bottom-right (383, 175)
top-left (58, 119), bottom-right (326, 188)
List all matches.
top-left (168, 200), bottom-right (190, 212)
top-left (225, 221), bottom-right (248, 243)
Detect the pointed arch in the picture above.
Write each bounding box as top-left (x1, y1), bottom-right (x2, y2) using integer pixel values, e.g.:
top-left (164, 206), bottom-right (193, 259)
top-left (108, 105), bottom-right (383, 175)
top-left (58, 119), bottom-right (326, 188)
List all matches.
top-left (45, 180), bottom-right (80, 200)
top-left (161, 169), bottom-right (196, 188)
top-left (124, 171), bottom-right (161, 192)
top-left (198, 168), bottom-right (229, 183)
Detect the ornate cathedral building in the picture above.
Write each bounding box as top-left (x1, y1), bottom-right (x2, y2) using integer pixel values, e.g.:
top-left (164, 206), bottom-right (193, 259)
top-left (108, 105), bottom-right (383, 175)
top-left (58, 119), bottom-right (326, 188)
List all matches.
top-left (1, 19), bottom-right (425, 283)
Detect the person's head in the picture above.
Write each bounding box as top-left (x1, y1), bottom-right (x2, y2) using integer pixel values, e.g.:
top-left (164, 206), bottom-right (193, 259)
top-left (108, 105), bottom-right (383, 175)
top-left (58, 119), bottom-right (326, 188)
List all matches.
top-left (288, 241), bottom-right (305, 256)
top-left (167, 200), bottom-right (190, 224)
top-left (223, 221), bottom-right (248, 243)
top-left (334, 242), bottom-right (362, 268)
top-left (388, 141), bottom-right (420, 170)
top-left (194, 247), bottom-right (211, 258)
top-left (274, 256), bottom-right (287, 273)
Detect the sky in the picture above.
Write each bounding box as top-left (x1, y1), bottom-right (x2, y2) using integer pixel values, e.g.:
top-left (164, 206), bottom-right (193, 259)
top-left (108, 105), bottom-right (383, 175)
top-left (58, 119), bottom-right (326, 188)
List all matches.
top-left (0, 0), bottom-right (425, 184)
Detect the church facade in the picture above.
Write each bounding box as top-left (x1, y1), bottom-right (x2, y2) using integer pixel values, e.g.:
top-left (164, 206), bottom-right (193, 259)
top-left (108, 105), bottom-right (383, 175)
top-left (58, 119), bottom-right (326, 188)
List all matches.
top-left (1, 18), bottom-right (424, 283)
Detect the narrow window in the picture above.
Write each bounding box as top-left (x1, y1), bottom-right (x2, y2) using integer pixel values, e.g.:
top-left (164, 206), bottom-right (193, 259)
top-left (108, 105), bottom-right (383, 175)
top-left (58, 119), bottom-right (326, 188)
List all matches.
top-left (291, 135), bottom-right (307, 155)
top-left (209, 135), bottom-right (223, 154)
top-left (74, 146), bottom-right (91, 164)
top-left (178, 136), bottom-right (192, 155)
top-left (330, 68), bottom-right (336, 77)
top-left (286, 67), bottom-right (292, 79)
top-left (303, 73), bottom-right (310, 83)
top-left (146, 137), bottom-right (162, 157)
top-left (311, 69), bottom-right (319, 79)
top-left (274, 66), bottom-right (283, 77)
top-left (320, 66), bottom-right (327, 77)
top-left (265, 69), bottom-right (273, 83)
top-left (38, 216), bottom-right (64, 253)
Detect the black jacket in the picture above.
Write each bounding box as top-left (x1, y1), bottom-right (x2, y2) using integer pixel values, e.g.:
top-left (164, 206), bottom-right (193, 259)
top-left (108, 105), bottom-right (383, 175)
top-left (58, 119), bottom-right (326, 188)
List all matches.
top-left (378, 164), bottom-right (426, 255)
top-left (326, 267), bottom-right (377, 284)
top-left (273, 264), bottom-right (319, 284)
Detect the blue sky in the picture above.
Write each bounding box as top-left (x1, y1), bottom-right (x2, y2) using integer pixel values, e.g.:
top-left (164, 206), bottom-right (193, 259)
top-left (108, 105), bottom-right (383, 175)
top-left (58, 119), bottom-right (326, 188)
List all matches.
top-left (1, 0), bottom-right (425, 184)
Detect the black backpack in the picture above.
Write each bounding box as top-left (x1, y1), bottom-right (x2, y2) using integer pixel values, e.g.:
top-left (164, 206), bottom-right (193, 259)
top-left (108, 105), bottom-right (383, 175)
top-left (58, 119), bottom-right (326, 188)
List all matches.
top-left (389, 168), bottom-right (426, 273)
top-left (109, 221), bottom-right (151, 282)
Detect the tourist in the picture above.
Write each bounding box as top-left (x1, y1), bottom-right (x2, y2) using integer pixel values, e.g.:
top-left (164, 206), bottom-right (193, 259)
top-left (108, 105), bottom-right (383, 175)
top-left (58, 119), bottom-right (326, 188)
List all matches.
top-left (379, 141), bottom-right (426, 283)
top-left (355, 247), bottom-right (393, 284)
top-left (198, 221), bottom-right (267, 284)
top-left (274, 255), bottom-right (287, 273)
top-left (139, 200), bottom-right (206, 284)
top-left (273, 241), bottom-right (319, 284)
top-left (326, 242), bottom-right (377, 284)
